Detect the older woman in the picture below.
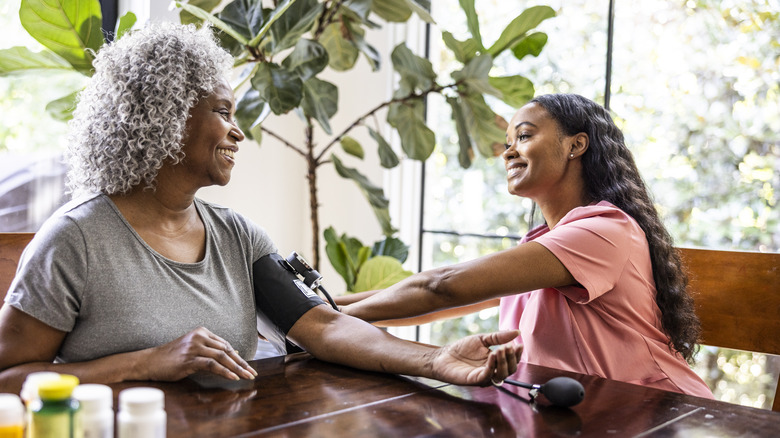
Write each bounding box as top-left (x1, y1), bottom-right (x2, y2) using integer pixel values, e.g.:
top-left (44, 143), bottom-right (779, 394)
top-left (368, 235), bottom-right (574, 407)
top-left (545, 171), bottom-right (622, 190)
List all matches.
top-left (0, 23), bottom-right (521, 393)
top-left (340, 94), bottom-right (714, 398)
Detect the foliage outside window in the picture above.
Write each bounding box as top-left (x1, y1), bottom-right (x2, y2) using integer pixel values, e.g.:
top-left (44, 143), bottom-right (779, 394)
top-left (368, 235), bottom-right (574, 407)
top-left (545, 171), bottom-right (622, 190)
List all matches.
top-left (423, 0), bottom-right (778, 410)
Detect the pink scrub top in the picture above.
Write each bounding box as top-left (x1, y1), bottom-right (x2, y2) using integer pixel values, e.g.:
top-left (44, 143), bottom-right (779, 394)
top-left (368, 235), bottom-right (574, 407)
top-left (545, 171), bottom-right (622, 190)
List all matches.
top-left (499, 201), bottom-right (713, 398)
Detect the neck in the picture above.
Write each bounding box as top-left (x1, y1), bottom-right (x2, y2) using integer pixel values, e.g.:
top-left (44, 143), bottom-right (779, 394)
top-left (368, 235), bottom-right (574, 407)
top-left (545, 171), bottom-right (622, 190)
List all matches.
top-left (109, 183), bottom-right (199, 232)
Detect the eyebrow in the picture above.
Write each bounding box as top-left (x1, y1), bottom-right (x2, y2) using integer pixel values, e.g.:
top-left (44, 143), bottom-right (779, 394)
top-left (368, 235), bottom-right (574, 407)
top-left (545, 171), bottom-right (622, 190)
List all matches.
top-left (215, 98), bottom-right (234, 109)
top-left (514, 121), bottom-right (538, 129)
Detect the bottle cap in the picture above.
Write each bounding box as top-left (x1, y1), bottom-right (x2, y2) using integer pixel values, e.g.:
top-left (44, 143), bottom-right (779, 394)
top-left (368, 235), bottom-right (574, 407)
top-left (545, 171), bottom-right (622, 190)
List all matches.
top-left (38, 374), bottom-right (80, 401)
top-left (20, 372), bottom-right (60, 403)
top-left (0, 393), bottom-right (24, 426)
top-left (119, 387), bottom-right (164, 414)
top-left (73, 384), bottom-right (113, 413)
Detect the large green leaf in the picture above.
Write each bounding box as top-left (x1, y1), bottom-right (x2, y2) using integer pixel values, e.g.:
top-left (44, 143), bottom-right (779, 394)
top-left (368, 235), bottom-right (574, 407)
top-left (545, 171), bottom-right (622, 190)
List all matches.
top-left (235, 88), bottom-right (269, 141)
top-left (447, 96), bottom-right (474, 168)
top-left (488, 75), bottom-right (534, 108)
top-left (371, 0), bottom-right (412, 22)
top-left (441, 31), bottom-right (480, 64)
top-left (341, 136), bottom-right (364, 159)
top-left (177, 1), bottom-right (249, 45)
top-left (250, 62), bottom-right (303, 115)
top-left (391, 44), bottom-right (435, 92)
top-left (301, 77), bottom-right (338, 134)
top-left (487, 6), bottom-right (555, 57)
top-left (511, 32), bottom-right (548, 60)
top-left (248, 0), bottom-right (300, 48)
top-left (458, 0), bottom-right (482, 49)
top-left (46, 90), bottom-right (80, 121)
top-left (461, 93), bottom-right (506, 157)
top-left (387, 100), bottom-right (435, 161)
top-left (368, 127), bottom-right (399, 169)
top-left (324, 227), bottom-right (371, 290)
top-left (0, 47), bottom-right (71, 75)
top-left (114, 12), bottom-right (136, 40)
top-left (19, 0), bottom-right (104, 73)
top-left (269, 0), bottom-right (322, 53)
top-left (452, 53), bottom-right (500, 98)
top-left (215, 0), bottom-right (266, 42)
top-left (353, 256), bottom-right (412, 292)
top-left (371, 236), bottom-right (409, 263)
top-left (320, 22), bottom-right (360, 71)
top-left (179, 0), bottom-right (221, 26)
top-left (349, 22), bottom-right (381, 71)
top-left (331, 154), bottom-right (396, 236)
top-left (282, 39), bottom-right (329, 81)
top-left (404, 0), bottom-right (435, 24)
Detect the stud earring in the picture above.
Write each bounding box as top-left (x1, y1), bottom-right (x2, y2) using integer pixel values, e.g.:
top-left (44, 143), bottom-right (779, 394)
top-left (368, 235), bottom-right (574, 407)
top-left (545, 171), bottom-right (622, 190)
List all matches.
top-left (569, 153), bottom-right (574, 158)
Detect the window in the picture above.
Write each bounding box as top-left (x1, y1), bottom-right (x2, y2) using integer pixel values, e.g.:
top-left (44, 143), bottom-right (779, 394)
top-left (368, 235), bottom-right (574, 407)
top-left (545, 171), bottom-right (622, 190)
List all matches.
top-left (0, 0), bottom-right (119, 233)
top-left (420, 0), bottom-right (778, 409)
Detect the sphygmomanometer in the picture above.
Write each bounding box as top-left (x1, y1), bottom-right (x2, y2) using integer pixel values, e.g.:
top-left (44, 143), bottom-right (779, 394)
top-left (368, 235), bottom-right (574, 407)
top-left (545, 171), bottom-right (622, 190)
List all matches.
top-left (252, 252), bottom-right (338, 354)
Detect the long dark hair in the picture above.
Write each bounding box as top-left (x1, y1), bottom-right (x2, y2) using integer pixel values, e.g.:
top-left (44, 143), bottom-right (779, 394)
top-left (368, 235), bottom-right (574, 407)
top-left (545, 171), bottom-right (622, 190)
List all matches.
top-left (531, 94), bottom-right (700, 363)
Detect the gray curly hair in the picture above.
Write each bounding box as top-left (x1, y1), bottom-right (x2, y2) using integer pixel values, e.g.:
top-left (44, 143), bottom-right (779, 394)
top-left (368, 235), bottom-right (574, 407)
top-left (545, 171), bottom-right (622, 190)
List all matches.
top-left (66, 22), bottom-right (233, 196)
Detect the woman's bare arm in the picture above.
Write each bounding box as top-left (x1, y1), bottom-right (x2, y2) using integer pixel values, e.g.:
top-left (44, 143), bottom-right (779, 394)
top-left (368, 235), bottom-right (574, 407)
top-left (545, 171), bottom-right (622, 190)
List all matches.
top-left (288, 305), bottom-right (522, 386)
top-left (342, 241), bottom-right (575, 323)
top-left (0, 305), bottom-right (257, 393)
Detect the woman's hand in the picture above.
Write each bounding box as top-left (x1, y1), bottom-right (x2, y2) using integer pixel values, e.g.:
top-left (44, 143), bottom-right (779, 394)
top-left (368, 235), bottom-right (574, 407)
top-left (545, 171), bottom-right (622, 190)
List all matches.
top-left (430, 330), bottom-right (522, 386)
top-left (143, 327), bottom-right (257, 382)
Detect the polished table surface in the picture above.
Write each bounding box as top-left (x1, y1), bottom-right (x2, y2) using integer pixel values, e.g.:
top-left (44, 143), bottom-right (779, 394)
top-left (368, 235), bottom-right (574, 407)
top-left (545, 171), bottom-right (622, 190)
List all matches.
top-left (108, 353), bottom-right (780, 437)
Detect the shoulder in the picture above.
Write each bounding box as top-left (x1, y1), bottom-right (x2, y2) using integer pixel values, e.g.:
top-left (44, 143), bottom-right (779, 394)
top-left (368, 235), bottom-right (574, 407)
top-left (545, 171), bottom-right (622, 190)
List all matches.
top-left (555, 201), bottom-right (641, 236)
top-left (194, 198), bottom-right (277, 258)
top-left (30, 194), bottom-right (109, 247)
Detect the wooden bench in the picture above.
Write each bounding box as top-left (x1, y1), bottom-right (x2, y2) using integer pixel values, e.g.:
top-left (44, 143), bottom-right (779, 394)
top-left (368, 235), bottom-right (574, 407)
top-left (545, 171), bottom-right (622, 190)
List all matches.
top-left (1, 234), bottom-right (778, 410)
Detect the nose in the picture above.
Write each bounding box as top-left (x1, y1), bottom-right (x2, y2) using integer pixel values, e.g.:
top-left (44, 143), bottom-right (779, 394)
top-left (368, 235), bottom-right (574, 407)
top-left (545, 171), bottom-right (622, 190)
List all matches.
top-left (502, 141), bottom-right (516, 161)
top-left (230, 123), bottom-right (245, 142)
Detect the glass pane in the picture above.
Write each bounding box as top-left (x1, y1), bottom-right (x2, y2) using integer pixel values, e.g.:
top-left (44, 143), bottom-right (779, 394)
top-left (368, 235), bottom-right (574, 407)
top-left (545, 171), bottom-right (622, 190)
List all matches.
top-left (425, 0), bottom-right (609, 237)
top-left (611, 0), bottom-right (780, 251)
top-left (1, 0), bottom-right (86, 232)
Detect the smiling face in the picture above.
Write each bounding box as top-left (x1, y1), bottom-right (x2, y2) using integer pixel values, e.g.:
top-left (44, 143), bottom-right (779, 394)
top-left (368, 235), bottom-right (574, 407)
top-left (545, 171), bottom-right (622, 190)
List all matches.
top-left (502, 102), bottom-right (575, 201)
top-left (178, 78), bottom-right (245, 188)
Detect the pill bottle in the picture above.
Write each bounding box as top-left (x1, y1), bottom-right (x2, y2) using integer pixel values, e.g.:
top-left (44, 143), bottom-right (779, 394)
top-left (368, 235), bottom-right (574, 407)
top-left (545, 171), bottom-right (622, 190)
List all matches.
top-left (29, 374), bottom-right (81, 438)
top-left (0, 393), bottom-right (24, 438)
top-left (72, 385), bottom-right (113, 438)
top-left (20, 373), bottom-right (60, 438)
top-left (117, 388), bottom-right (165, 438)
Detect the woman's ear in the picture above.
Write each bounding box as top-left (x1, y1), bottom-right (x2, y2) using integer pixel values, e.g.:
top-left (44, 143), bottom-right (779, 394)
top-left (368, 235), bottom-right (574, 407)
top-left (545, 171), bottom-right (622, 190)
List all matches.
top-left (569, 132), bottom-right (589, 159)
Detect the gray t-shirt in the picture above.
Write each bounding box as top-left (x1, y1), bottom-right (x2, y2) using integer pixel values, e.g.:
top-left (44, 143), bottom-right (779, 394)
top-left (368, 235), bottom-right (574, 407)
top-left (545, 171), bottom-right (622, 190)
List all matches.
top-left (6, 194), bottom-right (278, 362)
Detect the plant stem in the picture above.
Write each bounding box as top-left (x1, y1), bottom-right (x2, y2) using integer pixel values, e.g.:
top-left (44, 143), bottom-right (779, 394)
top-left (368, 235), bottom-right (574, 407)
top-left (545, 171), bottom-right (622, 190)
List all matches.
top-left (260, 126), bottom-right (307, 158)
top-left (304, 121), bottom-right (321, 269)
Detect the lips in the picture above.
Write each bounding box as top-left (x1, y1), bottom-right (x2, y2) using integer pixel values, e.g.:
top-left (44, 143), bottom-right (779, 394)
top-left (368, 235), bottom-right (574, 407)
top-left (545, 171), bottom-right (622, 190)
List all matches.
top-left (506, 162), bottom-right (527, 178)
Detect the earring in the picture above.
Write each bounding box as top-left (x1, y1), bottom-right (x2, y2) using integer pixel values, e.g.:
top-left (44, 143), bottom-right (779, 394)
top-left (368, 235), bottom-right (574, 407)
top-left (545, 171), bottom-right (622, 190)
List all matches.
top-left (569, 153), bottom-right (574, 158)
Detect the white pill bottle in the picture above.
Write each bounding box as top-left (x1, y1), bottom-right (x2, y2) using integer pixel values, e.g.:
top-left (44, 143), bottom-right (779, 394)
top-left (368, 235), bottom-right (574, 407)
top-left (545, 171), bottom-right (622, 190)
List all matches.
top-left (117, 388), bottom-right (165, 438)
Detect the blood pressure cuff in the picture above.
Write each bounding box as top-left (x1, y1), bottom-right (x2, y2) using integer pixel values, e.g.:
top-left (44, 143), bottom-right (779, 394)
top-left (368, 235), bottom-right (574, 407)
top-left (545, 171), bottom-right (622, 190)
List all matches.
top-left (252, 253), bottom-right (327, 335)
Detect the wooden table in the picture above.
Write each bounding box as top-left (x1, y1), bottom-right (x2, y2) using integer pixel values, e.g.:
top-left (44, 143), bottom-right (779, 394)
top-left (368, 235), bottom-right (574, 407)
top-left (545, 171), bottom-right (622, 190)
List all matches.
top-left (109, 353), bottom-right (780, 437)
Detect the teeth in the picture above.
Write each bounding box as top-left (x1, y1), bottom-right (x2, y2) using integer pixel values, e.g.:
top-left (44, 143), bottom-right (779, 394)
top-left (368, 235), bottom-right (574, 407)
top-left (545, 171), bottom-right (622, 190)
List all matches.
top-left (218, 148), bottom-right (235, 159)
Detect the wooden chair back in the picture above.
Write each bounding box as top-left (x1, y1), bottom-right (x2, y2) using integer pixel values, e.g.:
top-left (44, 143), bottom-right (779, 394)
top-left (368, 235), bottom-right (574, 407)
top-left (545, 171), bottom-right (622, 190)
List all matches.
top-left (0, 233), bottom-right (34, 302)
top-left (679, 247), bottom-right (780, 411)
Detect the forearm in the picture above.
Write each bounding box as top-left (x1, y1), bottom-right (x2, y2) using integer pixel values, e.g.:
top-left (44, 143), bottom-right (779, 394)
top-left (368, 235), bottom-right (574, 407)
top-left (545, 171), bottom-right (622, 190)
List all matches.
top-left (0, 349), bottom-right (150, 394)
top-left (343, 269), bottom-right (456, 323)
top-left (288, 309), bottom-right (437, 378)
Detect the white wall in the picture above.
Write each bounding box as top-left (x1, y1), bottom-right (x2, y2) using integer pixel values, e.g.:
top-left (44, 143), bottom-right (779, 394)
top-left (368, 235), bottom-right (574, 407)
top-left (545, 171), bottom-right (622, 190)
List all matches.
top-left (121, 1), bottom-right (427, 293)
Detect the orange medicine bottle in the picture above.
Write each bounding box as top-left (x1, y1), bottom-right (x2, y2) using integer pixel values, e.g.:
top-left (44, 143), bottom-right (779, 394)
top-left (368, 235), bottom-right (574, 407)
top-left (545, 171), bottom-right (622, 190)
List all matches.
top-left (0, 394), bottom-right (24, 438)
